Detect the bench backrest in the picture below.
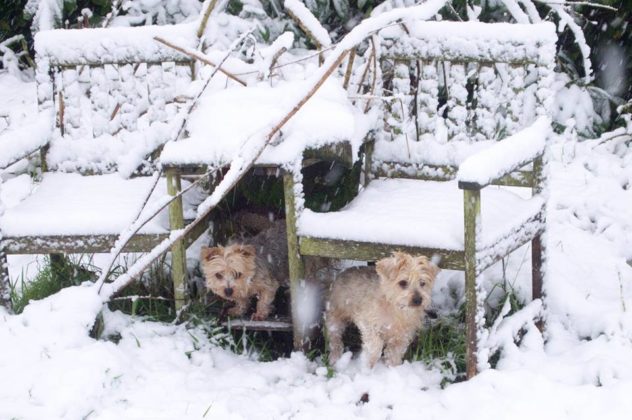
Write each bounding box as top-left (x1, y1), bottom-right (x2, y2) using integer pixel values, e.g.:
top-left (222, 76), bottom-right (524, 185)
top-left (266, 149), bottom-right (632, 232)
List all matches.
top-left (34, 24), bottom-right (198, 175)
top-left (371, 21), bottom-right (556, 187)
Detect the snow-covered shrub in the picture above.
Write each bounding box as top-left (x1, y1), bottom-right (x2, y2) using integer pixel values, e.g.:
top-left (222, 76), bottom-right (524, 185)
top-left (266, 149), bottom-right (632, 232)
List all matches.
top-left (552, 72), bottom-right (602, 138)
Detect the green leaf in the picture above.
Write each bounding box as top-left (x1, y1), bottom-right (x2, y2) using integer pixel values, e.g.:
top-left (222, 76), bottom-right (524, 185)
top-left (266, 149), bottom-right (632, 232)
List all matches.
top-left (333, 0), bottom-right (350, 19)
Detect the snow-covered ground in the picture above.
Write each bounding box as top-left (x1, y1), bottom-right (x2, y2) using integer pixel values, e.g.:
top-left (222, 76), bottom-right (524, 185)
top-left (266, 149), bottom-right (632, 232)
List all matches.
top-left (2, 62), bottom-right (632, 419)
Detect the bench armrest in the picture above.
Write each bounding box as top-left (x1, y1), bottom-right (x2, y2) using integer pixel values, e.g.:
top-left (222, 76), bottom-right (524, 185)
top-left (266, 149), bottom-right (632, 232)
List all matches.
top-left (457, 116), bottom-right (551, 190)
top-left (0, 110), bottom-right (53, 170)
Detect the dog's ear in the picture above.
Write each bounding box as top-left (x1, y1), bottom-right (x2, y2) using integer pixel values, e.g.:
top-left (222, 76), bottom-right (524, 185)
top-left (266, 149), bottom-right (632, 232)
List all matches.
top-left (237, 244), bottom-right (256, 258)
top-left (376, 255), bottom-right (397, 280)
top-left (200, 246), bottom-right (222, 261)
top-left (415, 255), bottom-right (440, 283)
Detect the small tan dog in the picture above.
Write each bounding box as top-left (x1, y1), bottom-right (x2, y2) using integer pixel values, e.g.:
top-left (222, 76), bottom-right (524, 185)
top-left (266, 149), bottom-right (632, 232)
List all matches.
top-left (200, 221), bottom-right (288, 320)
top-left (325, 252), bottom-right (439, 367)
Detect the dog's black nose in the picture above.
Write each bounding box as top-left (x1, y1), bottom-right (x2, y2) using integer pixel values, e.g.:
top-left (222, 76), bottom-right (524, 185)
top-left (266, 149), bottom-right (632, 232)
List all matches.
top-left (224, 287), bottom-right (233, 297)
top-left (411, 294), bottom-right (423, 306)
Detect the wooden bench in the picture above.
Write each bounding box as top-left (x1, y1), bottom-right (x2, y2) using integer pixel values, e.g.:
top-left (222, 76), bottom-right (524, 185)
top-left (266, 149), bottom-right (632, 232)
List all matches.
top-left (0, 24), bottom-right (210, 304)
top-left (283, 21), bottom-right (557, 377)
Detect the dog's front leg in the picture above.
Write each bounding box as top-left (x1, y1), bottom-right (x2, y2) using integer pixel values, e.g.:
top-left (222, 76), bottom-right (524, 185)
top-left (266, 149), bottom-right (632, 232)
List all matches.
top-left (227, 299), bottom-right (248, 317)
top-left (358, 324), bottom-right (383, 368)
top-left (384, 335), bottom-right (410, 366)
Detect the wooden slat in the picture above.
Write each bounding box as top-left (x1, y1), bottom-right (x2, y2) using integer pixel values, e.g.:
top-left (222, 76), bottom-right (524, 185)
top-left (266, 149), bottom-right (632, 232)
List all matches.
top-left (474, 63), bottom-right (499, 141)
top-left (223, 317), bottom-right (293, 332)
top-left (284, 172), bottom-right (306, 350)
top-left (2, 233), bottom-right (168, 254)
top-left (385, 60), bottom-right (413, 141)
top-left (299, 237), bottom-right (465, 270)
top-left (463, 188), bottom-right (480, 379)
top-left (374, 162), bottom-right (534, 188)
top-left (476, 209), bottom-right (544, 274)
top-left (417, 60), bottom-right (439, 140)
top-left (446, 63), bottom-right (468, 142)
top-left (2, 216), bottom-right (210, 255)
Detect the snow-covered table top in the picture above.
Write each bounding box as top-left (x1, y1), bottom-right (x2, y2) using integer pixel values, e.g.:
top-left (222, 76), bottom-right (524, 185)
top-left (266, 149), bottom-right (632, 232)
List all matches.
top-left (0, 173), bottom-right (202, 237)
top-left (159, 78), bottom-right (372, 168)
top-left (298, 178), bottom-right (544, 251)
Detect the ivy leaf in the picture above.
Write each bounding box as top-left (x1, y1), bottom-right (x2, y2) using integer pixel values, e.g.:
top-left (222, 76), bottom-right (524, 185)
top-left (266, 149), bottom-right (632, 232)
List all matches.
top-left (333, 0), bottom-right (350, 19)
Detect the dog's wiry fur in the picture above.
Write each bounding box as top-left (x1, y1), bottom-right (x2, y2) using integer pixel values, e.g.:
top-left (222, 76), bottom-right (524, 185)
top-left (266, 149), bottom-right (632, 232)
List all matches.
top-left (325, 252), bottom-right (439, 367)
top-left (200, 221), bottom-right (288, 320)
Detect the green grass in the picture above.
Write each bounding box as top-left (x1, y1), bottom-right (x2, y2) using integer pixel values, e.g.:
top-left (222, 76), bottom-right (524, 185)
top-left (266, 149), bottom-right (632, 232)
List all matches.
top-left (9, 251), bottom-right (527, 380)
top-left (407, 311), bottom-right (467, 383)
top-left (10, 254), bottom-right (96, 313)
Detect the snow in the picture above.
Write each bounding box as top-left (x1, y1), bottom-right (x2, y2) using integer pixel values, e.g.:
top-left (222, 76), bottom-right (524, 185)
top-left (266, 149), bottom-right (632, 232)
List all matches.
top-left (160, 78), bottom-right (371, 167)
top-left (0, 74), bottom-right (50, 169)
top-left (284, 0), bottom-right (332, 47)
top-left (1, 3), bottom-right (632, 418)
top-left (379, 21), bottom-right (556, 64)
top-left (35, 23), bottom-right (198, 65)
top-left (0, 173), bottom-right (203, 237)
top-left (298, 178), bottom-right (544, 250)
top-left (457, 116), bottom-right (550, 186)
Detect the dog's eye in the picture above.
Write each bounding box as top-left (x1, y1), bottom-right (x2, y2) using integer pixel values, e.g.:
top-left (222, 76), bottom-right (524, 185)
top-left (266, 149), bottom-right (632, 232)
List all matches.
top-left (235, 272), bottom-right (242, 279)
top-left (215, 273), bottom-right (223, 280)
top-left (420, 281), bottom-right (426, 287)
top-left (398, 280), bottom-right (408, 288)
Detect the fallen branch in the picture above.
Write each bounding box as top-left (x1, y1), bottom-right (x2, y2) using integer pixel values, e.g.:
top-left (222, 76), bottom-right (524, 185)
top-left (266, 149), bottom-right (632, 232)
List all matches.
top-left (99, 0), bottom-right (451, 302)
top-left (95, 32), bottom-right (253, 292)
top-left (99, 49), bottom-right (350, 301)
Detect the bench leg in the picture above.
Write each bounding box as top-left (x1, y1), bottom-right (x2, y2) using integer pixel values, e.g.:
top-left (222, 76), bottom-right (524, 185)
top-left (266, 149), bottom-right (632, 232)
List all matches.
top-left (166, 169), bottom-right (187, 313)
top-left (463, 189), bottom-right (481, 379)
top-left (283, 172), bottom-right (307, 351)
top-left (531, 235), bottom-right (543, 300)
top-left (0, 250), bottom-right (11, 311)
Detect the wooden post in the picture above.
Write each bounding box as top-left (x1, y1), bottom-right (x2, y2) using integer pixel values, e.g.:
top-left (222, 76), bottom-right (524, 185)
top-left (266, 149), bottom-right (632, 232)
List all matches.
top-left (166, 169), bottom-right (187, 312)
top-left (362, 140), bottom-right (374, 188)
top-left (283, 171), bottom-right (306, 350)
top-left (0, 250), bottom-right (11, 311)
top-left (532, 155), bottom-right (545, 329)
top-left (463, 188), bottom-right (481, 379)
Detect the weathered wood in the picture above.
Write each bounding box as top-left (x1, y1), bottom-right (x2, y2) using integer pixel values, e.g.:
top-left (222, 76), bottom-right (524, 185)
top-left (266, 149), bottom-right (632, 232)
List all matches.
top-left (299, 237), bottom-right (465, 270)
top-left (0, 250), bottom-right (11, 311)
top-left (532, 235), bottom-right (543, 300)
top-left (2, 233), bottom-right (169, 254)
top-left (167, 169), bottom-right (187, 312)
top-left (417, 60), bottom-right (439, 140)
top-left (463, 188), bottom-right (480, 379)
top-left (531, 155), bottom-right (545, 302)
top-left (477, 210), bottom-right (545, 274)
top-left (342, 48), bottom-right (356, 90)
top-left (374, 162), bottom-right (535, 188)
top-left (446, 63), bottom-right (468, 142)
top-left (283, 172), bottom-right (306, 350)
top-left (223, 317), bottom-right (293, 332)
top-left (363, 140), bottom-right (374, 187)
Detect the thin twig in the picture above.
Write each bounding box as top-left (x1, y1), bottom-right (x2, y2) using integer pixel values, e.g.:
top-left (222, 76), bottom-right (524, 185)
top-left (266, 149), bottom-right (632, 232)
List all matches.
top-left (535, 0), bottom-right (617, 11)
top-left (343, 48), bottom-right (356, 90)
top-left (363, 36), bottom-right (378, 113)
top-left (197, 0), bottom-right (221, 38)
top-left (154, 36), bottom-right (247, 86)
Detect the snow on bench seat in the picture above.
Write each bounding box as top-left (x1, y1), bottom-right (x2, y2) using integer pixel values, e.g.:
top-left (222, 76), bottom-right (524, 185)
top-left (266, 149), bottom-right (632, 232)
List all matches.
top-left (159, 78), bottom-right (371, 167)
top-left (0, 173), bottom-right (199, 237)
top-left (298, 179), bottom-right (544, 251)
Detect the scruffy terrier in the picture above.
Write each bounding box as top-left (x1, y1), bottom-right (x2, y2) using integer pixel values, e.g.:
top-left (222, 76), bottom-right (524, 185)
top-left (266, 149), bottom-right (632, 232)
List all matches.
top-left (200, 221), bottom-right (288, 320)
top-left (325, 252), bottom-right (439, 368)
